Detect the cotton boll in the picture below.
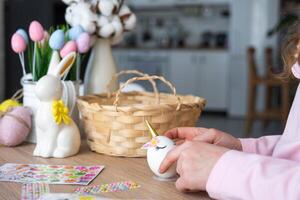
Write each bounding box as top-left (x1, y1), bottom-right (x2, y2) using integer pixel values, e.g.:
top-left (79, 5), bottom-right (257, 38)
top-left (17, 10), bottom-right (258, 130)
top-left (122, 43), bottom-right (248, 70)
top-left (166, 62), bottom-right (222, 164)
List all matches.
top-left (124, 13), bottom-right (137, 31)
top-left (112, 16), bottom-right (123, 37)
top-left (97, 16), bottom-right (110, 27)
top-left (62, 0), bottom-right (80, 5)
top-left (99, 23), bottom-right (115, 38)
top-left (99, 0), bottom-right (115, 16)
top-left (119, 5), bottom-right (131, 16)
top-left (65, 2), bottom-right (97, 34)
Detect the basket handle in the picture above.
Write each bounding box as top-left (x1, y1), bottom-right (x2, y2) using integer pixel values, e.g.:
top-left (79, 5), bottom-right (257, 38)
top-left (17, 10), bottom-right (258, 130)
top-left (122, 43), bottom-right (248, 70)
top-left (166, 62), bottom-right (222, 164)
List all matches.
top-left (106, 70), bottom-right (159, 97)
top-left (113, 75), bottom-right (181, 111)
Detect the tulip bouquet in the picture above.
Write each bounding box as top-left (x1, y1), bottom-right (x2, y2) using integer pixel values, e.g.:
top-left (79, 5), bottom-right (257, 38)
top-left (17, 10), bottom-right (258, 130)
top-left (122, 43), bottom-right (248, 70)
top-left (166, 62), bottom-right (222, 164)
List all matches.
top-left (11, 20), bottom-right (92, 81)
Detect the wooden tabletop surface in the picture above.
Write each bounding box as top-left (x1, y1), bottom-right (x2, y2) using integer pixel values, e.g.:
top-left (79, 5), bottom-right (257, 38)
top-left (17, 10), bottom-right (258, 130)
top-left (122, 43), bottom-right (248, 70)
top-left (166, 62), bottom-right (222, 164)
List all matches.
top-left (0, 142), bottom-right (211, 200)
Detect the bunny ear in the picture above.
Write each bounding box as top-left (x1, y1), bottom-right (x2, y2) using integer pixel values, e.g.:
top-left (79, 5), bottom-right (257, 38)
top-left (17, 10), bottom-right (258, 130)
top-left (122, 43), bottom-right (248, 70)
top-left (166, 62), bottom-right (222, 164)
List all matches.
top-left (51, 52), bottom-right (76, 78)
top-left (47, 51), bottom-right (61, 76)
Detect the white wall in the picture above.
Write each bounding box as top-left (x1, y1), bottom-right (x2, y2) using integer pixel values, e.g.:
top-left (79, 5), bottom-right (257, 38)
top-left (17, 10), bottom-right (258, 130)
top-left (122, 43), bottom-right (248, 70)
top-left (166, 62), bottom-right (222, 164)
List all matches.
top-left (0, 0), bottom-right (4, 101)
top-left (228, 0), bottom-right (279, 117)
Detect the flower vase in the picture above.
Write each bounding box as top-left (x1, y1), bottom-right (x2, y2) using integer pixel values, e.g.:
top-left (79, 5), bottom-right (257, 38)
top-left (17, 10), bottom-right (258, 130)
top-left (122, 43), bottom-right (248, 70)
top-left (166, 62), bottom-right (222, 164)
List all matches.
top-left (84, 38), bottom-right (118, 94)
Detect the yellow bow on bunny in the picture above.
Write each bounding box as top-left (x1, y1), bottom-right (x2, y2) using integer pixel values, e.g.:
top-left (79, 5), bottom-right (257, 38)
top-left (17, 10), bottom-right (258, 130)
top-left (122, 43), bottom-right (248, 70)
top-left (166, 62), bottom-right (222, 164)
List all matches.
top-left (52, 100), bottom-right (71, 125)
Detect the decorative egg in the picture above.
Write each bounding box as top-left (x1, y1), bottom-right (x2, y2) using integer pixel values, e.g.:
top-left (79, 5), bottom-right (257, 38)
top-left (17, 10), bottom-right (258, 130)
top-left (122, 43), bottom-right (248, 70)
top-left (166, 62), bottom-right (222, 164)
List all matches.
top-left (49, 29), bottom-right (65, 50)
top-left (68, 25), bottom-right (84, 40)
top-left (16, 29), bottom-right (29, 44)
top-left (144, 136), bottom-right (177, 179)
top-left (76, 33), bottom-right (90, 53)
top-left (60, 41), bottom-right (77, 58)
top-left (29, 21), bottom-right (44, 42)
top-left (0, 107), bottom-right (32, 147)
top-left (11, 33), bottom-right (27, 53)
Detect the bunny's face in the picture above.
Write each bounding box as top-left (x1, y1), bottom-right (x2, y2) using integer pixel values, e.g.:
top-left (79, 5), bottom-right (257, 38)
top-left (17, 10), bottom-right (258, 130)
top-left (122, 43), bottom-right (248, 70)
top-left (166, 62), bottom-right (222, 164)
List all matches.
top-left (35, 75), bottom-right (62, 102)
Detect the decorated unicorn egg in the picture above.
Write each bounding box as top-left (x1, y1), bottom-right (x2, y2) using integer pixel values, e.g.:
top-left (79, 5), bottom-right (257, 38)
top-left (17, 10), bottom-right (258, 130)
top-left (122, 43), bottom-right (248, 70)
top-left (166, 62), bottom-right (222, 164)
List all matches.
top-left (143, 120), bottom-right (176, 179)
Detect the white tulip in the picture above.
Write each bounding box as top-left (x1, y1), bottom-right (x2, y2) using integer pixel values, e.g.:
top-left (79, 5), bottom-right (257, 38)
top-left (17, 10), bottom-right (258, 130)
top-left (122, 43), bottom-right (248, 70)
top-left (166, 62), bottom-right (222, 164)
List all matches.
top-left (99, 0), bottom-right (115, 16)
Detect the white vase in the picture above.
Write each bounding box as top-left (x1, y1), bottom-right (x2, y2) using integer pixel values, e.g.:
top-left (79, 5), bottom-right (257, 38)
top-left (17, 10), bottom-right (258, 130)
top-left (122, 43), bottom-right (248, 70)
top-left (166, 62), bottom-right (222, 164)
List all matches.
top-left (21, 78), bottom-right (81, 143)
top-left (84, 38), bottom-right (118, 94)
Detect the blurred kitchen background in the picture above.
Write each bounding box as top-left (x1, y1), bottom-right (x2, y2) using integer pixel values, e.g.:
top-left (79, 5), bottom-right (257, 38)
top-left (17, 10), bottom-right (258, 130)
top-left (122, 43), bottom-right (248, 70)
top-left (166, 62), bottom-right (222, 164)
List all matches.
top-left (1, 0), bottom-right (299, 138)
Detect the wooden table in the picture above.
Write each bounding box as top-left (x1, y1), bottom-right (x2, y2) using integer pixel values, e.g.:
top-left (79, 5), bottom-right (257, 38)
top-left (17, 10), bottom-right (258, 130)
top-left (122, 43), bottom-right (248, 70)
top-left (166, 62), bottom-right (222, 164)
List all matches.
top-left (0, 143), bottom-right (211, 200)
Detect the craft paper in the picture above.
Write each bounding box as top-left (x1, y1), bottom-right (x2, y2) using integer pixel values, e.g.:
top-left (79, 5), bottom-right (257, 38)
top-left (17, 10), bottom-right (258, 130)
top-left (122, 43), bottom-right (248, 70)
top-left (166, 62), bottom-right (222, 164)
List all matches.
top-left (74, 181), bottom-right (141, 194)
top-left (21, 183), bottom-right (50, 200)
top-left (0, 163), bottom-right (104, 185)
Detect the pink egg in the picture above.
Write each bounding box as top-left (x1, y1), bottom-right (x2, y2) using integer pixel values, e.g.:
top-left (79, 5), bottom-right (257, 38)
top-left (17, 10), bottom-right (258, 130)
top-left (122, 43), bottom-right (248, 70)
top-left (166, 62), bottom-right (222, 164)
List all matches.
top-left (76, 33), bottom-right (91, 54)
top-left (0, 107), bottom-right (32, 147)
top-left (11, 33), bottom-right (27, 53)
top-left (29, 20), bottom-right (44, 42)
top-left (60, 41), bottom-right (77, 58)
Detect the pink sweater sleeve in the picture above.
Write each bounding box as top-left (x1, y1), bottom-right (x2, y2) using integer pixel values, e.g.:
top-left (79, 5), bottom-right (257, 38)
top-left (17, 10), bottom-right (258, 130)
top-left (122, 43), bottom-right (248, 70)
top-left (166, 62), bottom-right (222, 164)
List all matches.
top-left (239, 135), bottom-right (281, 155)
top-left (206, 150), bottom-right (300, 200)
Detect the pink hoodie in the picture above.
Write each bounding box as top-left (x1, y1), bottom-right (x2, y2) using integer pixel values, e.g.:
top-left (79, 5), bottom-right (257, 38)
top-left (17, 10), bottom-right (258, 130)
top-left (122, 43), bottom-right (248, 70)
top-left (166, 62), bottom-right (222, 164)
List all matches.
top-left (206, 84), bottom-right (300, 200)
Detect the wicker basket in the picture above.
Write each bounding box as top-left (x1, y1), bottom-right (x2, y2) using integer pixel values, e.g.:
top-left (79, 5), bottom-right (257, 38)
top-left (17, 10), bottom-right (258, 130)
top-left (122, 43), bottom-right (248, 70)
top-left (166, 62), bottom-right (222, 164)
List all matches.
top-left (77, 70), bottom-right (206, 157)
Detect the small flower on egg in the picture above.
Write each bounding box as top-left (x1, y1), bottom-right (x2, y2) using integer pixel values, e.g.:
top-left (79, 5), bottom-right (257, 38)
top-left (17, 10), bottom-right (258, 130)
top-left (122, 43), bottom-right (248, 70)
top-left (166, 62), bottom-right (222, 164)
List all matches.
top-left (52, 100), bottom-right (71, 125)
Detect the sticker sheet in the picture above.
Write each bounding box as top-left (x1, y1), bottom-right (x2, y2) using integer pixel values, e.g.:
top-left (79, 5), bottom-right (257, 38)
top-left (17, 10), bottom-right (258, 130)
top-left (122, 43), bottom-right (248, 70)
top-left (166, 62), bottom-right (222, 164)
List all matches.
top-left (39, 193), bottom-right (109, 200)
top-left (21, 183), bottom-right (50, 200)
top-left (0, 163), bottom-right (104, 185)
top-left (74, 181), bottom-right (141, 194)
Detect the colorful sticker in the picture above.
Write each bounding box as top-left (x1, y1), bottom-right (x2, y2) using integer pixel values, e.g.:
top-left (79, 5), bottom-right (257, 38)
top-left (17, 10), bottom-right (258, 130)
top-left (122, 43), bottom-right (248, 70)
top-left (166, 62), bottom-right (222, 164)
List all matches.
top-left (74, 181), bottom-right (141, 194)
top-left (0, 163), bottom-right (104, 185)
top-left (141, 137), bottom-right (160, 149)
top-left (21, 183), bottom-right (50, 200)
top-left (39, 193), bottom-right (108, 200)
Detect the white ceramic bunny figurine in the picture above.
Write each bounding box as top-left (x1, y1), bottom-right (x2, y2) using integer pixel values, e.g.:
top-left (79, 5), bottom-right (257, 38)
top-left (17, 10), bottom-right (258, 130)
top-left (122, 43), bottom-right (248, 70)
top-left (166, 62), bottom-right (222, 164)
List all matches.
top-left (33, 52), bottom-right (81, 158)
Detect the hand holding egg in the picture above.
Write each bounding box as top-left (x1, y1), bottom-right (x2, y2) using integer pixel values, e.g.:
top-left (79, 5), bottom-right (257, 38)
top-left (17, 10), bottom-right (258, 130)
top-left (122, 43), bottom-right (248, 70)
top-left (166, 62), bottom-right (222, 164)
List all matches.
top-left (142, 120), bottom-right (177, 180)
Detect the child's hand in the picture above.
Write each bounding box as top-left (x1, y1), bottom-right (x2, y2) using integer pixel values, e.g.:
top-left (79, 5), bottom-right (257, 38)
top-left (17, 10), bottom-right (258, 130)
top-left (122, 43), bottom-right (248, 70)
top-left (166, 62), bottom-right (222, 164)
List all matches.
top-left (160, 141), bottom-right (229, 192)
top-left (165, 127), bottom-right (242, 151)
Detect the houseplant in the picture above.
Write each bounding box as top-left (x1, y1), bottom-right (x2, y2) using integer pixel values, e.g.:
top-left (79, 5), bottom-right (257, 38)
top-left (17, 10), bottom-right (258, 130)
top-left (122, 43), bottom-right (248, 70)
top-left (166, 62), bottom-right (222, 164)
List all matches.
top-left (63, 0), bottom-right (137, 94)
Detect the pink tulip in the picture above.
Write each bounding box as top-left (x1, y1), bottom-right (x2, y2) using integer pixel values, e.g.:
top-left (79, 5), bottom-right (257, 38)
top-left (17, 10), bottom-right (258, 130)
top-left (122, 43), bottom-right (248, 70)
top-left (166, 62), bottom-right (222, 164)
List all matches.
top-left (39, 31), bottom-right (50, 47)
top-left (29, 20), bottom-right (44, 42)
top-left (60, 41), bottom-right (77, 58)
top-left (76, 32), bottom-right (91, 54)
top-left (11, 33), bottom-right (27, 53)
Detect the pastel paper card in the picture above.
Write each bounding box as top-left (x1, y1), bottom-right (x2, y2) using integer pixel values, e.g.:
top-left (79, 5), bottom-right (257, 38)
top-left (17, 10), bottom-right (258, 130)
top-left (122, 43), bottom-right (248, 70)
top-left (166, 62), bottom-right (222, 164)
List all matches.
top-left (0, 163), bottom-right (104, 185)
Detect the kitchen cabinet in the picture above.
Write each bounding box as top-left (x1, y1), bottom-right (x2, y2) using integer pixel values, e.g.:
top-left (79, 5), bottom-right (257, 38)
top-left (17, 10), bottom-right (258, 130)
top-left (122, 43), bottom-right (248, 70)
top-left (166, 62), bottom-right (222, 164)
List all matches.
top-left (113, 49), bottom-right (229, 111)
top-left (170, 51), bottom-right (229, 110)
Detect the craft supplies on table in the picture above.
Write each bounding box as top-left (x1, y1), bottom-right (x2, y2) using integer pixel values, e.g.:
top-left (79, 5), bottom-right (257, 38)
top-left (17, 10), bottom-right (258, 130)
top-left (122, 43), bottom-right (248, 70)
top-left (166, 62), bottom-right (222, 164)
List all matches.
top-left (0, 163), bottom-right (104, 185)
top-left (74, 181), bottom-right (141, 194)
top-left (21, 183), bottom-right (50, 200)
top-left (39, 193), bottom-right (109, 200)
top-left (77, 70), bottom-right (206, 157)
